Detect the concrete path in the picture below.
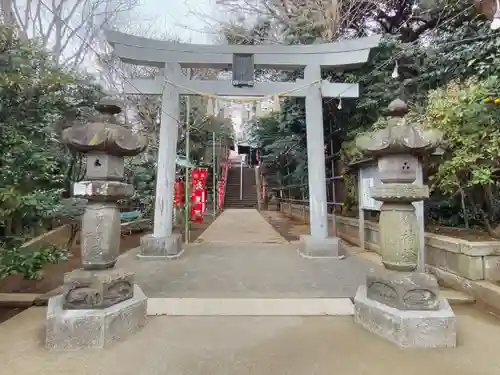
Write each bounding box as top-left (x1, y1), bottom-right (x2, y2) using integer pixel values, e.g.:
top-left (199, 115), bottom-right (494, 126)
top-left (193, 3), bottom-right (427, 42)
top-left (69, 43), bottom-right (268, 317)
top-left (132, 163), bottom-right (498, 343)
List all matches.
top-left (116, 210), bottom-right (376, 300)
top-left (195, 209), bottom-right (288, 244)
top-left (112, 208), bottom-right (372, 314)
top-left (2, 306), bottom-right (500, 375)
top-left (117, 244), bottom-right (374, 299)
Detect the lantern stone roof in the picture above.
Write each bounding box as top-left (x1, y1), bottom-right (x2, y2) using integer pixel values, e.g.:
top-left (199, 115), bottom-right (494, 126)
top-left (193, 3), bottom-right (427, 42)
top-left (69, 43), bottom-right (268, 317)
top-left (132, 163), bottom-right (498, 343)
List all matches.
top-left (355, 98), bottom-right (443, 158)
top-left (62, 98), bottom-right (148, 157)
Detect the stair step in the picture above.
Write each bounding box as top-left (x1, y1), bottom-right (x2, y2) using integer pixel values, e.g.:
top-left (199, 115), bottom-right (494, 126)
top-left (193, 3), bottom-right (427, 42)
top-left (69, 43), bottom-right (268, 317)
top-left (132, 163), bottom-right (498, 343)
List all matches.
top-left (225, 203), bottom-right (257, 205)
top-left (440, 288), bottom-right (475, 305)
top-left (224, 168), bottom-right (257, 209)
top-left (147, 298), bottom-right (354, 316)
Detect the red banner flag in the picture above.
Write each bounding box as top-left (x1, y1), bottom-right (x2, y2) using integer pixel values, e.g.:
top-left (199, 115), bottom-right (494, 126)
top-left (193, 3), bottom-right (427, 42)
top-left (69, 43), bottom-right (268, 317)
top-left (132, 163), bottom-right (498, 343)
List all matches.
top-left (189, 168), bottom-right (208, 223)
top-left (217, 181), bottom-right (224, 209)
top-left (173, 179), bottom-right (184, 208)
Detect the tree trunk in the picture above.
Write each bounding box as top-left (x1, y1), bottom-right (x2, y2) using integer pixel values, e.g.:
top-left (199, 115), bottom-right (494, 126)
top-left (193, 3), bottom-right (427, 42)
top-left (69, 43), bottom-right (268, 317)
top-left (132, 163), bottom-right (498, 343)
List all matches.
top-left (459, 187), bottom-right (469, 229)
top-left (475, 0), bottom-right (496, 19)
top-left (0, 0), bottom-right (16, 26)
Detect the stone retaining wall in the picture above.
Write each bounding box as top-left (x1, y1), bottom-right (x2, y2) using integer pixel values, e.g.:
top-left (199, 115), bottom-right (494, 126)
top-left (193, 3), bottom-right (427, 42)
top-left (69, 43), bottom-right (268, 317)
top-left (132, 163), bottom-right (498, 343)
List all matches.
top-left (280, 202), bottom-right (500, 283)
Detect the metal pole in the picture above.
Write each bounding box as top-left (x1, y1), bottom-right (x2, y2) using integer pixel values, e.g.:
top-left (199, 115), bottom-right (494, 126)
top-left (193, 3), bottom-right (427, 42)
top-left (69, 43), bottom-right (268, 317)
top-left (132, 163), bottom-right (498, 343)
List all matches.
top-left (416, 158), bottom-right (425, 271)
top-left (212, 132), bottom-right (216, 217)
top-left (287, 167), bottom-right (291, 201)
top-left (358, 168), bottom-right (365, 250)
top-left (330, 131), bottom-right (337, 236)
top-left (240, 157), bottom-right (243, 200)
top-left (184, 72), bottom-right (191, 244)
top-left (219, 138), bottom-right (223, 179)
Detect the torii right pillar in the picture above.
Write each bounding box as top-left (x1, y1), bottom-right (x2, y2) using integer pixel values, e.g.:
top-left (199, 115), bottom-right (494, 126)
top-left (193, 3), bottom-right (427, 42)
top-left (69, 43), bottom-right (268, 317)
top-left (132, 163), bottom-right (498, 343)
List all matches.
top-left (353, 98), bottom-right (457, 348)
top-left (298, 64), bottom-right (342, 259)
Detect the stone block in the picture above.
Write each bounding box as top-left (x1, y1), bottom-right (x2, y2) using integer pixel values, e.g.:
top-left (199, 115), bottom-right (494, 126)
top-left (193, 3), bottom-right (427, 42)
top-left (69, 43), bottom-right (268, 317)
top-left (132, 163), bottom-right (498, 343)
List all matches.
top-left (298, 234), bottom-right (342, 258)
top-left (377, 154), bottom-right (418, 183)
top-left (425, 234), bottom-right (461, 254)
top-left (425, 247), bottom-right (484, 280)
top-left (366, 269), bottom-right (440, 310)
top-left (425, 247), bottom-right (448, 271)
top-left (85, 153), bottom-right (124, 181)
top-left (365, 225), bottom-right (380, 245)
top-left (139, 233), bottom-right (183, 259)
top-left (457, 254), bottom-right (484, 280)
top-left (73, 180), bottom-right (134, 200)
top-left (371, 183), bottom-right (429, 203)
top-left (461, 242), bottom-right (500, 256)
top-left (62, 268), bottom-right (134, 309)
top-left (378, 204), bottom-right (419, 271)
top-left (354, 285), bottom-right (457, 348)
top-left (46, 284), bottom-right (147, 350)
top-left (81, 203), bottom-right (121, 269)
top-left (484, 256), bottom-right (500, 282)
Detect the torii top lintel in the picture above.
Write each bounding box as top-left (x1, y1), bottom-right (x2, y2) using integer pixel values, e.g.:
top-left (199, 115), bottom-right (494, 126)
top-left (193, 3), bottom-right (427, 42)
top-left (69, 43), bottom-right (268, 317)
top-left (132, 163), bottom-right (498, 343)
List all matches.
top-left (105, 30), bottom-right (381, 70)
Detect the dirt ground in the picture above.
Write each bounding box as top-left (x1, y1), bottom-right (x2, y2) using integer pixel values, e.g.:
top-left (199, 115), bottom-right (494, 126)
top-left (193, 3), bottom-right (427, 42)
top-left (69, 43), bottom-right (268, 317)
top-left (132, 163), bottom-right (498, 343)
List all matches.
top-left (177, 213), bottom-right (219, 243)
top-left (0, 232), bottom-right (143, 323)
top-left (260, 210), bottom-right (310, 242)
top-left (426, 225), bottom-right (497, 241)
top-left (0, 232), bottom-right (143, 295)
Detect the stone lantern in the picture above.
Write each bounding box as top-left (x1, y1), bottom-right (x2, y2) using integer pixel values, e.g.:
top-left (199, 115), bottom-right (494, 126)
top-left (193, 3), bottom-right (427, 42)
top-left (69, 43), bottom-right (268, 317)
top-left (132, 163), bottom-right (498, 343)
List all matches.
top-left (353, 98), bottom-right (457, 348)
top-left (45, 98), bottom-right (149, 350)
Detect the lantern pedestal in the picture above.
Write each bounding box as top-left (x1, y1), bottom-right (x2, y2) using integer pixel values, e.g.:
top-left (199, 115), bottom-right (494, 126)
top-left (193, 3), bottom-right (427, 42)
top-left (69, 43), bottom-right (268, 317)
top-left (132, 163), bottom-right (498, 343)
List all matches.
top-left (46, 284), bottom-right (147, 350)
top-left (298, 235), bottom-right (343, 259)
top-left (354, 285), bottom-right (456, 348)
top-left (138, 233), bottom-right (183, 259)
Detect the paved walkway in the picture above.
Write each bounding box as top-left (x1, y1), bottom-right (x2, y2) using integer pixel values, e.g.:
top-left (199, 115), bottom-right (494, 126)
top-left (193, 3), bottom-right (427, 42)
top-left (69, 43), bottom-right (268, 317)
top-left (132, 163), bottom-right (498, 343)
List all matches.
top-left (195, 209), bottom-right (288, 244)
top-left (116, 209), bottom-right (375, 298)
top-left (2, 305), bottom-right (500, 375)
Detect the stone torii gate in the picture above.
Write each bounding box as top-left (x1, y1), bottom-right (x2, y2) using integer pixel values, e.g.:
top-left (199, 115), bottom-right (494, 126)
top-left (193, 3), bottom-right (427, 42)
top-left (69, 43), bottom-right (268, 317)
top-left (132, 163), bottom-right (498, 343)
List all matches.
top-left (105, 31), bottom-right (380, 257)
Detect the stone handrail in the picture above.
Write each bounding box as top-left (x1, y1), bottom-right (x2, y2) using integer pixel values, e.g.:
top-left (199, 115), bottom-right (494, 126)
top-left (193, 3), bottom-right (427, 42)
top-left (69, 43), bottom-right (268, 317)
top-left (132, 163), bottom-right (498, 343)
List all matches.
top-left (220, 158), bottom-right (229, 209)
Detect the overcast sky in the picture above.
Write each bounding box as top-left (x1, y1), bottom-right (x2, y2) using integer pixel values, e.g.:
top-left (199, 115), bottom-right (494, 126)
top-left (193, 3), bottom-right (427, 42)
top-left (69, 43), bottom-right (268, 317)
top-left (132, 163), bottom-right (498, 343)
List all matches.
top-left (134, 0), bottom-right (221, 44)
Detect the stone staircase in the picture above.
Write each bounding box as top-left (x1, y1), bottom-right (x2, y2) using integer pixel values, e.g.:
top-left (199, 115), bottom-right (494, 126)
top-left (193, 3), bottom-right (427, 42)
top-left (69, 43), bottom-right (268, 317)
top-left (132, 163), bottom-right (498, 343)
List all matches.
top-left (224, 166), bottom-right (258, 209)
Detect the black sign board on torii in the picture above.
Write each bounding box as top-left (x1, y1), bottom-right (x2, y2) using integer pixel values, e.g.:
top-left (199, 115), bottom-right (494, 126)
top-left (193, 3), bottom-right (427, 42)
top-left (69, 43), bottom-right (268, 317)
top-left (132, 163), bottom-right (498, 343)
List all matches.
top-left (232, 53), bottom-right (254, 87)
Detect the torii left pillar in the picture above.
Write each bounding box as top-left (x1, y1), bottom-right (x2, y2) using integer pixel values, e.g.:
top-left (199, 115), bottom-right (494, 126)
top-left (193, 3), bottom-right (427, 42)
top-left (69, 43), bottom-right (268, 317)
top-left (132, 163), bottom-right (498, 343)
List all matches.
top-left (139, 63), bottom-right (183, 258)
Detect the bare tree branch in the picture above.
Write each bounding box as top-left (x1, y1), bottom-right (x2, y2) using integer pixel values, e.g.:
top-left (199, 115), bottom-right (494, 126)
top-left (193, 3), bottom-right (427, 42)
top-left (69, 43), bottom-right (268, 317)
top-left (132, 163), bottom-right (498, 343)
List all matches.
top-left (9, 0), bottom-right (139, 69)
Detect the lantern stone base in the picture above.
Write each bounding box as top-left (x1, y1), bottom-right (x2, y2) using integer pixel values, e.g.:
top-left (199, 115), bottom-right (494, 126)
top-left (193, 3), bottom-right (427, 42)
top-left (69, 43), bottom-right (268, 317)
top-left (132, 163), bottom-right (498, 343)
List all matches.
top-left (298, 234), bottom-right (343, 259)
top-left (366, 269), bottom-right (441, 310)
top-left (45, 284), bottom-right (147, 350)
top-left (354, 285), bottom-right (457, 348)
top-left (62, 268), bottom-right (135, 310)
top-left (138, 233), bottom-right (183, 259)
